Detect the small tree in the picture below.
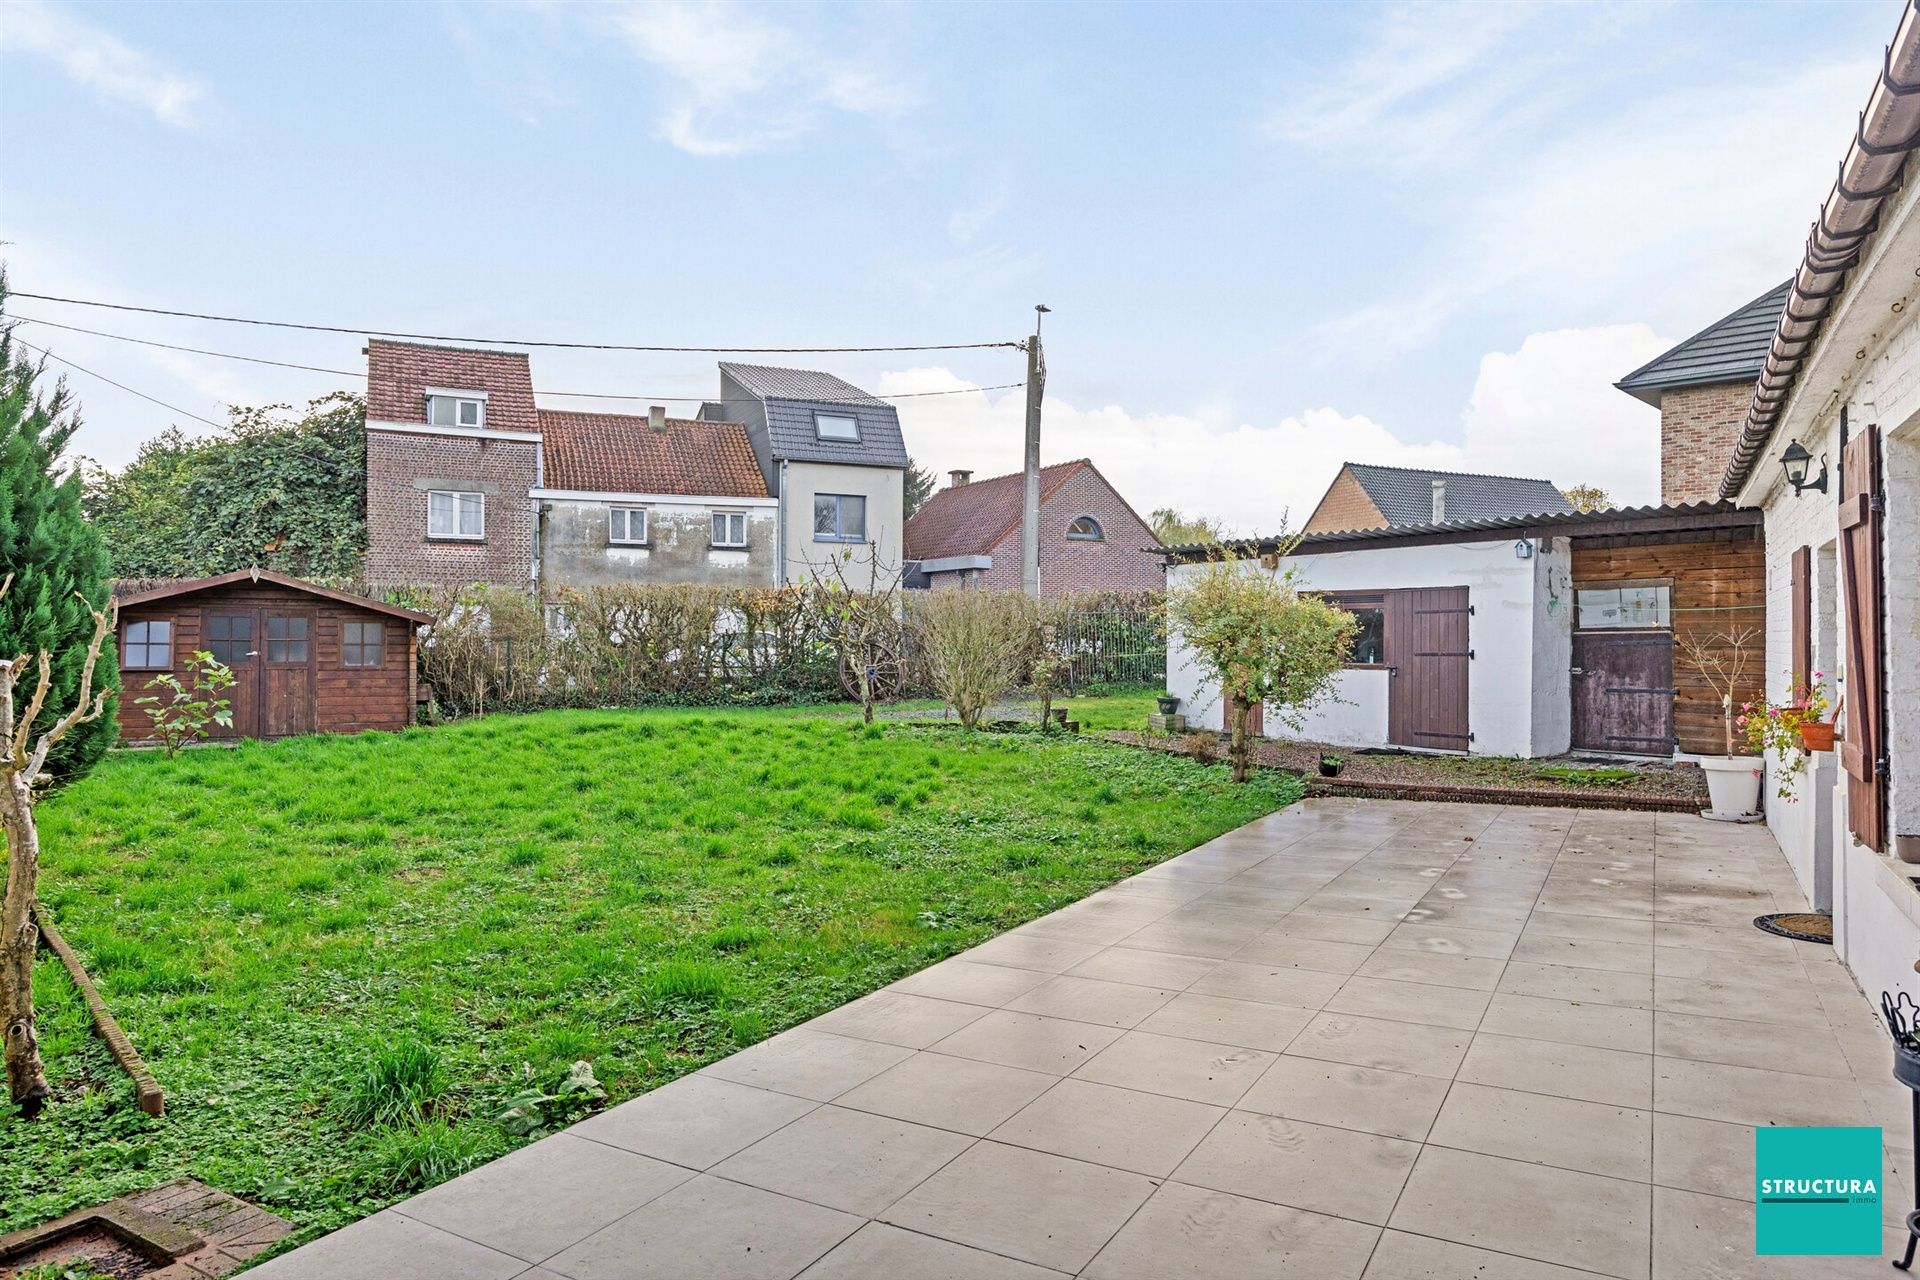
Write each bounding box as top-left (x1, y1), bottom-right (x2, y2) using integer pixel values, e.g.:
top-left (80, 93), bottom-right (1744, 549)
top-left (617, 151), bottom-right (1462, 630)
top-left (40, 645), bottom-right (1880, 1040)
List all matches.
top-left (135, 650), bottom-right (236, 756)
top-left (912, 590), bottom-right (1035, 729)
top-left (1150, 507), bottom-right (1228, 546)
top-left (810, 547), bottom-right (902, 725)
top-left (903, 457), bottom-right (938, 518)
top-left (1168, 548), bottom-right (1357, 782)
top-left (1677, 624), bottom-right (1761, 757)
top-left (1561, 484), bottom-right (1612, 514)
top-left (1025, 598), bottom-right (1073, 730)
top-left (0, 577), bottom-right (115, 1114)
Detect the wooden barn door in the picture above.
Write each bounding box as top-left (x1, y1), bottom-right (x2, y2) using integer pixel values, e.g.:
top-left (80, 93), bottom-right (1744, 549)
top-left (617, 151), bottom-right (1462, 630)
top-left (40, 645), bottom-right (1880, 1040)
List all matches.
top-left (261, 612), bottom-right (316, 738)
top-left (1388, 587), bottom-right (1471, 751)
top-left (201, 610), bottom-right (259, 739)
top-left (1571, 632), bottom-right (1675, 755)
top-left (1840, 423), bottom-right (1886, 851)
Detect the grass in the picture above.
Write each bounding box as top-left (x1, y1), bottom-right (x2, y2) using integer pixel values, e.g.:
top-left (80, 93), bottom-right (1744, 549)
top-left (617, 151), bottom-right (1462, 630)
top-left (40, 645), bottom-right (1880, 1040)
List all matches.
top-left (2, 705), bottom-right (1296, 1243)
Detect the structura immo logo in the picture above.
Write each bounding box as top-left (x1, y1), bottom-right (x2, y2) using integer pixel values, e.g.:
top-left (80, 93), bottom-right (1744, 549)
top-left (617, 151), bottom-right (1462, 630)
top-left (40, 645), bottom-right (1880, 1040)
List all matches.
top-left (1755, 1126), bottom-right (1882, 1255)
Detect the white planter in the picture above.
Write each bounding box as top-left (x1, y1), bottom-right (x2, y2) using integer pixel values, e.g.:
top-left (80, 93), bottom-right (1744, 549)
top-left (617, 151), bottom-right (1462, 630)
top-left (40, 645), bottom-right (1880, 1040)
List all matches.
top-left (1698, 755), bottom-right (1763, 821)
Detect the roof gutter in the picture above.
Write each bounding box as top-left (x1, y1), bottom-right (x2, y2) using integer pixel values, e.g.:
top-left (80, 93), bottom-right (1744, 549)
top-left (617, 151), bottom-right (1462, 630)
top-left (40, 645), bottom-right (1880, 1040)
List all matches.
top-left (1720, 0), bottom-right (1920, 499)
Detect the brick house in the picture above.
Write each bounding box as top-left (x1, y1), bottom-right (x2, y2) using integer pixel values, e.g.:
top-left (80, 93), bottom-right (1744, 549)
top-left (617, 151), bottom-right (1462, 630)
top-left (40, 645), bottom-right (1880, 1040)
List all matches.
top-left (1614, 281), bottom-right (1790, 504)
top-left (902, 459), bottom-right (1163, 595)
top-left (1301, 462), bottom-right (1574, 534)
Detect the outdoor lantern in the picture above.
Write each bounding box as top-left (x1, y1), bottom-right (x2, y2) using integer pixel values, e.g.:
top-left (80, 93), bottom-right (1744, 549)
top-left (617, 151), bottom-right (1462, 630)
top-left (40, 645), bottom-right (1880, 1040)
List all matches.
top-left (1780, 439), bottom-right (1829, 494)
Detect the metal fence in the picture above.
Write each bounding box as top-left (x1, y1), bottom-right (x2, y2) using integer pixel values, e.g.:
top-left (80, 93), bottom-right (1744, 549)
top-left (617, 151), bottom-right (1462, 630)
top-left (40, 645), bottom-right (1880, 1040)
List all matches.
top-left (1055, 608), bottom-right (1165, 692)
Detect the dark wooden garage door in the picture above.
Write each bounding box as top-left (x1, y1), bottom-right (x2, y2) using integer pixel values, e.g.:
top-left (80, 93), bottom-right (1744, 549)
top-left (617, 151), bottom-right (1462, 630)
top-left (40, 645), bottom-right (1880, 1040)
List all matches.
top-left (1388, 587), bottom-right (1470, 751)
top-left (1571, 631), bottom-right (1675, 755)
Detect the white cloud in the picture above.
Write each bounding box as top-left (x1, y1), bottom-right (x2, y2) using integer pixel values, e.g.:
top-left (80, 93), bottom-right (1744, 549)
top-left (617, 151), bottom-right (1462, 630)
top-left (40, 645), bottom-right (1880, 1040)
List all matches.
top-left (0, 0), bottom-right (206, 127)
top-left (606, 2), bottom-right (914, 155)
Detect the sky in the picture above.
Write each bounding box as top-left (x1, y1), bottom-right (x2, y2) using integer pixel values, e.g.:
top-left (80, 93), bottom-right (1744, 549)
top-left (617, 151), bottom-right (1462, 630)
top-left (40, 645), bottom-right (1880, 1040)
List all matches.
top-left (0, 0), bottom-right (1899, 534)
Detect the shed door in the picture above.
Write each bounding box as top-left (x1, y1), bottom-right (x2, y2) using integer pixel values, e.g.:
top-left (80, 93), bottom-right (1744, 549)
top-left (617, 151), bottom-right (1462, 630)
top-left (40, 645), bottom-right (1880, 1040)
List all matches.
top-left (202, 611), bottom-right (259, 739)
top-left (1840, 423), bottom-right (1886, 851)
top-left (1388, 587), bottom-right (1470, 751)
top-left (1571, 632), bottom-right (1675, 755)
top-left (261, 613), bottom-right (316, 738)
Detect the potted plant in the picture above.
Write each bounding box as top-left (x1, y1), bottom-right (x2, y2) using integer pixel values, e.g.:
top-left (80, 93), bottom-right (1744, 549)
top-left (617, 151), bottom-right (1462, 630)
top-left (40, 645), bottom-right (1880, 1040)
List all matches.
top-left (1318, 753), bottom-right (1344, 777)
top-left (1156, 692), bottom-right (1181, 715)
top-left (1677, 626), bottom-right (1764, 820)
top-left (1738, 674), bottom-right (1833, 800)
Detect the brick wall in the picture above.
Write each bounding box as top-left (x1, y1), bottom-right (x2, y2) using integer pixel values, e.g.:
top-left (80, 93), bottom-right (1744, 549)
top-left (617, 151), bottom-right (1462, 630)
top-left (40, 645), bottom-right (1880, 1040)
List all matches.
top-left (974, 466), bottom-right (1164, 596)
top-left (1303, 468), bottom-right (1387, 533)
top-left (364, 429), bottom-right (537, 589)
top-left (1659, 381), bottom-right (1752, 504)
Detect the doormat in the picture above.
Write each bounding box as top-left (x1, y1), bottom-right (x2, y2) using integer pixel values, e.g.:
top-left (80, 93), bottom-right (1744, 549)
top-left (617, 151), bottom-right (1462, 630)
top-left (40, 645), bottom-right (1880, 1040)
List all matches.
top-left (1753, 912), bottom-right (1834, 944)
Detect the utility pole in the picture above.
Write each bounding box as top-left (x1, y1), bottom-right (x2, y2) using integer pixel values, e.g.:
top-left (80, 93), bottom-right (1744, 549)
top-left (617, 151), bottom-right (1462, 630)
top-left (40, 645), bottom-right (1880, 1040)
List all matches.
top-left (1021, 304), bottom-right (1049, 597)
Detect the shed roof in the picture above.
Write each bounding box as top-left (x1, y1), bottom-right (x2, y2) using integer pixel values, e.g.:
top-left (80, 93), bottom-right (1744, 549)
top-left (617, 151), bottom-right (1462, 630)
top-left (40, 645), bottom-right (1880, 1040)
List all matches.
top-left (113, 568), bottom-right (433, 623)
top-left (1333, 463), bottom-right (1574, 530)
top-left (904, 460), bottom-right (1090, 560)
top-left (536, 410), bottom-right (768, 497)
top-left (1614, 281), bottom-right (1790, 406)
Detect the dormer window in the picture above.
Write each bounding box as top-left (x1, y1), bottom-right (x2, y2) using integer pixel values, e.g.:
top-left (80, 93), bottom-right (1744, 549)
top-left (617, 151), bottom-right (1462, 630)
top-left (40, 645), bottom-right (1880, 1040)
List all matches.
top-left (814, 412), bottom-right (859, 442)
top-left (1066, 516), bottom-right (1105, 542)
top-left (426, 388), bottom-right (488, 429)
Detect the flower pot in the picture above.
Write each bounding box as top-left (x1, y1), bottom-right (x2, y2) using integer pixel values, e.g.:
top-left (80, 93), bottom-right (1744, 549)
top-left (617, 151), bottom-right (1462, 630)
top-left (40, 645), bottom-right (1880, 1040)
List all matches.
top-left (1318, 759), bottom-right (1343, 778)
top-left (1799, 721), bottom-right (1836, 752)
top-left (1156, 697), bottom-right (1181, 715)
top-left (1698, 755), bottom-right (1763, 820)
top-left (1894, 1039), bottom-right (1920, 1091)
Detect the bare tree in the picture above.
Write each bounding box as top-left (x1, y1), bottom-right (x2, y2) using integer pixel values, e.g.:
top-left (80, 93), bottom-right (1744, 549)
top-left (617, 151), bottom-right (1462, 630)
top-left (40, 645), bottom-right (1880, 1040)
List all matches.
top-left (1676, 624), bottom-right (1761, 757)
top-left (913, 590), bottom-right (1035, 730)
top-left (0, 576), bottom-right (116, 1115)
top-left (810, 544), bottom-right (902, 725)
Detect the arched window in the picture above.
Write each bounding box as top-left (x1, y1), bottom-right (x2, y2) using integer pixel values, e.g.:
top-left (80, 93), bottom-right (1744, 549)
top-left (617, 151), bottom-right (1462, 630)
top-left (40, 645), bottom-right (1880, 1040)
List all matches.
top-left (1066, 516), bottom-right (1104, 541)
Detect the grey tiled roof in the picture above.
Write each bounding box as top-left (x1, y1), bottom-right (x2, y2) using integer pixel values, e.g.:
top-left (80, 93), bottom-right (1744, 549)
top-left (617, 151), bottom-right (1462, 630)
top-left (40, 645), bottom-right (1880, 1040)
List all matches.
top-left (719, 363), bottom-right (908, 470)
top-left (718, 363), bottom-right (887, 406)
top-left (1345, 464), bottom-right (1573, 528)
top-left (1615, 281), bottom-right (1790, 405)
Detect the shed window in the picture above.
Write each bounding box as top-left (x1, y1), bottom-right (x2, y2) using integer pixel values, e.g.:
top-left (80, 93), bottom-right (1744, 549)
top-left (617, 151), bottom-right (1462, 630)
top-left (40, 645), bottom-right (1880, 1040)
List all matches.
top-left (813, 493), bottom-right (866, 542)
top-left (428, 490), bottom-right (485, 540)
top-left (814, 413), bottom-right (859, 442)
top-left (266, 616), bottom-right (310, 662)
top-left (1325, 594), bottom-right (1387, 665)
top-left (1066, 516), bottom-right (1104, 542)
top-left (712, 510), bottom-right (747, 548)
top-left (609, 506), bottom-right (648, 545)
top-left (342, 621), bottom-right (384, 668)
top-left (427, 392), bottom-right (486, 429)
top-left (122, 620), bottom-right (171, 669)
top-left (1577, 584), bottom-right (1671, 630)
top-left (204, 614), bottom-right (253, 665)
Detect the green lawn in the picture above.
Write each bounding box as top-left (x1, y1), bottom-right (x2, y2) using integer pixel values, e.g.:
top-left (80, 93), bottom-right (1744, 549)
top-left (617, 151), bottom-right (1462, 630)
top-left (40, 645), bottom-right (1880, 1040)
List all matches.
top-left (3, 706), bottom-right (1295, 1243)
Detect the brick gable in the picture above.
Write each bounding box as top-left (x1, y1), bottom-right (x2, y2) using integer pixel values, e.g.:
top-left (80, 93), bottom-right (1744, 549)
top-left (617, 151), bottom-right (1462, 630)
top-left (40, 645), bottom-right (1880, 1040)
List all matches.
top-left (1659, 380), bottom-right (1752, 505)
top-left (366, 340), bottom-right (539, 434)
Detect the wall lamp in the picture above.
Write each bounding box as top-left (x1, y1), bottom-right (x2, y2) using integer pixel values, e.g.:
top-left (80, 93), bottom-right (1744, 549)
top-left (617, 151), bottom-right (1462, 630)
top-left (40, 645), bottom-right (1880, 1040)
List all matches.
top-left (1780, 440), bottom-right (1829, 495)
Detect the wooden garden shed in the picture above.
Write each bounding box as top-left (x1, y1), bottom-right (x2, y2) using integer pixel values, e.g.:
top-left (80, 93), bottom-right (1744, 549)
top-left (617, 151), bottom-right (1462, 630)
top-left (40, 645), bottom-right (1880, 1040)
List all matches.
top-left (112, 569), bottom-right (431, 744)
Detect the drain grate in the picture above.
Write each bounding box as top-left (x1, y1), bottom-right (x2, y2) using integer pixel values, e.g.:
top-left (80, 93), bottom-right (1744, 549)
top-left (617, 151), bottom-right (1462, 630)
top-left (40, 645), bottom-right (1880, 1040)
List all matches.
top-left (1753, 912), bottom-right (1834, 944)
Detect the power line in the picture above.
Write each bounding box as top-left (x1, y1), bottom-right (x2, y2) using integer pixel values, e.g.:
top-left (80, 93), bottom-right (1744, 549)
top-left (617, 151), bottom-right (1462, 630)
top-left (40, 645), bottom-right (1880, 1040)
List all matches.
top-left (10, 336), bottom-right (227, 430)
top-left (9, 291), bottom-right (1026, 354)
top-left (12, 315), bottom-right (358, 375)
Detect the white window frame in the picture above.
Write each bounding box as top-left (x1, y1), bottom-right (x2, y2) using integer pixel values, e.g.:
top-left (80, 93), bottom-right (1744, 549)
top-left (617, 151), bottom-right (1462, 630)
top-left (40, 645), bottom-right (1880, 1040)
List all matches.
top-left (609, 506), bottom-right (649, 545)
top-left (426, 388), bottom-right (488, 429)
top-left (427, 490), bottom-right (485, 540)
top-left (814, 412), bottom-right (860, 442)
top-left (711, 510), bottom-right (748, 548)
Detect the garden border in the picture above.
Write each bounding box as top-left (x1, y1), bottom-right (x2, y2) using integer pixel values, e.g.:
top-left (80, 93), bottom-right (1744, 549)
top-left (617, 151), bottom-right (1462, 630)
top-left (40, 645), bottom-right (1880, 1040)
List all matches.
top-left (33, 899), bottom-right (165, 1115)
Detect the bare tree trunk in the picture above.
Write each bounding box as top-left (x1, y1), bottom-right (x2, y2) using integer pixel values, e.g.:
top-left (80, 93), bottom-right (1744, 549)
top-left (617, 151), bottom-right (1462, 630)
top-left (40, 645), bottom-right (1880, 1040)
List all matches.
top-left (1, 768), bottom-right (47, 1115)
top-left (1228, 690), bottom-right (1251, 784)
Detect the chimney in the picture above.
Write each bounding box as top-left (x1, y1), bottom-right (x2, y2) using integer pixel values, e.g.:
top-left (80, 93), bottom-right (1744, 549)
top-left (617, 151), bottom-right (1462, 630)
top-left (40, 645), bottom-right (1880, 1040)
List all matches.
top-left (1431, 478), bottom-right (1446, 523)
top-left (648, 405), bottom-right (667, 433)
top-left (949, 469), bottom-right (972, 488)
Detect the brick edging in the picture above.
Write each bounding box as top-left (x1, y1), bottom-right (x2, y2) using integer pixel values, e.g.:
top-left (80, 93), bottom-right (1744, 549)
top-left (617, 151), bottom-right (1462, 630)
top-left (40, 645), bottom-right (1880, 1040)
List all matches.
top-left (1304, 776), bottom-right (1699, 812)
top-left (32, 899), bottom-right (164, 1115)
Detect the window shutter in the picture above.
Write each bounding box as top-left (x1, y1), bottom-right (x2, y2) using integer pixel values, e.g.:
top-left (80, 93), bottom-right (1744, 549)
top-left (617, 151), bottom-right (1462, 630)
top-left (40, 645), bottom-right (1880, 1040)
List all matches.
top-left (1839, 423), bottom-right (1886, 851)
top-left (1790, 545), bottom-right (1811, 690)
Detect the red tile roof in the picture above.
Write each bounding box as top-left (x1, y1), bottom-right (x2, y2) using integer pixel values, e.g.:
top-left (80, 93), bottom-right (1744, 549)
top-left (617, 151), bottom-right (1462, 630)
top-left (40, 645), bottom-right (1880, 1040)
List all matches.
top-left (366, 340), bottom-right (540, 434)
top-left (537, 410), bottom-right (768, 498)
top-left (904, 459), bottom-right (1094, 560)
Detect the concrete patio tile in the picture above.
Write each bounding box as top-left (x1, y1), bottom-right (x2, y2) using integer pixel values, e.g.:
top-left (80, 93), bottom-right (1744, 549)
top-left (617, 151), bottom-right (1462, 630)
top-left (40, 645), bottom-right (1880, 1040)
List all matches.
top-left (1020, 899), bottom-right (1174, 946)
top-left (1426, 1081), bottom-right (1652, 1181)
top-left (1073, 1029), bottom-right (1277, 1105)
top-left (1650, 941), bottom-right (1804, 984)
top-left (1173, 1110), bottom-right (1420, 1224)
top-left (1065, 945), bottom-right (1221, 990)
top-left (930, 1009), bottom-right (1125, 1075)
top-left (1362, 1230), bottom-right (1604, 1280)
top-left (395, 1133), bottom-right (691, 1263)
top-left (989, 1077), bottom-right (1224, 1176)
top-left (712, 1104), bottom-right (972, 1216)
top-left (1653, 1010), bottom-right (1853, 1078)
top-left (1378, 920), bottom-right (1519, 959)
top-left (1650, 1185), bottom-right (1890, 1279)
top-left (1652, 1057), bottom-right (1871, 1128)
top-left (1085, 1181), bottom-right (1379, 1280)
top-left (1389, 1146), bottom-right (1652, 1280)
top-left (1522, 910), bottom-right (1655, 945)
top-left (1121, 912), bottom-right (1274, 959)
top-left (797, 1222), bottom-right (1066, 1279)
top-left (702, 1029), bottom-right (915, 1101)
top-left (1005, 974), bottom-right (1179, 1028)
top-left (1284, 1011), bottom-right (1472, 1079)
top-left (1231, 933), bottom-right (1378, 974)
top-left (963, 933), bottom-right (1105, 973)
top-left (1325, 975), bottom-right (1492, 1030)
top-left (244, 1211), bottom-right (525, 1280)
top-left (1479, 992), bottom-right (1654, 1053)
top-left (1134, 991), bottom-right (1315, 1052)
top-left (544, 1174), bottom-right (860, 1280)
top-left (1400, 902), bottom-right (1535, 933)
top-left (1458, 1032), bottom-right (1652, 1108)
top-left (1237, 1055), bottom-right (1449, 1141)
top-left (1269, 911), bottom-right (1398, 945)
top-left (1651, 1111), bottom-right (1754, 1200)
top-left (1652, 920), bottom-right (1793, 954)
top-left (570, 1074), bottom-right (816, 1169)
top-left (1509, 934), bottom-right (1654, 975)
top-left (1352, 949), bottom-right (1507, 991)
top-left (1652, 975), bottom-right (1830, 1028)
top-left (891, 959), bottom-right (1053, 1007)
top-left (809, 991), bottom-right (991, 1049)
top-left (880, 1140), bottom-right (1158, 1273)
top-left (834, 1051), bottom-right (1056, 1136)
top-left (1496, 961), bottom-right (1654, 1009)
top-left (1188, 960), bottom-right (1347, 1008)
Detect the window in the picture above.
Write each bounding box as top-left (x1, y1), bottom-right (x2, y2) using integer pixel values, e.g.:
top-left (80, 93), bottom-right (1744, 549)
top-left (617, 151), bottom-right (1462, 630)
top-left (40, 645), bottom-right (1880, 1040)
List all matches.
top-left (265, 616), bottom-right (309, 662)
top-left (428, 490), bottom-right (485, 540)
top-left (122, 619), bottom-right (171, 669)
top-left (1577, 584), bottom-right (1672, 630)
top-left (1066, 516), bottom-right (1104, 542)
top-left (814, 413), bottom-right (859, 442)
top-left (609, 506), bottom-right (648, 545)
top-left (544, 603), bottom-right (574, 638)
top-left (813, 493), bottom-right (866, 542)
top-left (426, 392), bottom-right (486, 429)
top-left (711, 510), bottom-right (747, 548)
top-left (342, 620), bottom-right (383, 668)
top-left (203, 614), bottom-right (253, 665)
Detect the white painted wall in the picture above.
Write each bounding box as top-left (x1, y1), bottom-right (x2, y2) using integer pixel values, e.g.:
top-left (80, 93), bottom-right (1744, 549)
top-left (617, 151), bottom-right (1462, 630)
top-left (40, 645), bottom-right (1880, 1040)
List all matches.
top-left (780, 461), bottom-right (905, 587)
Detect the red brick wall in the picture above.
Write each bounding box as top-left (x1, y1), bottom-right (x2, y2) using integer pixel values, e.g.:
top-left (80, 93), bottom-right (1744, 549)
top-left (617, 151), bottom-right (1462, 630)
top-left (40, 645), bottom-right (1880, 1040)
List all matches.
top-left (971, 466), bottom-right (1164, 596)
top-left (1303, 469), bottom-right (1387, 533)
top-left (364, 429), bottom-right (537, 589)
top-left (1660, 381), bottom-right (1751, 505)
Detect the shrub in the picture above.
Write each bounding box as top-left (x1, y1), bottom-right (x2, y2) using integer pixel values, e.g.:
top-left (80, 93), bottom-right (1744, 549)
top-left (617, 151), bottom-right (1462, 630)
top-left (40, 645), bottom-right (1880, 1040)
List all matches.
top-left (134, 651), bottom-right (236, 757)
top-left (911, 590), bottom-right (1036, 729)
